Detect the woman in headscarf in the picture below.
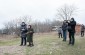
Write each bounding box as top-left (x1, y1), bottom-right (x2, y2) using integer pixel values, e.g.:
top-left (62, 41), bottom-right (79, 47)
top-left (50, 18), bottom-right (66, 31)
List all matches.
top-left (27, 25), bottom-right (34, 47)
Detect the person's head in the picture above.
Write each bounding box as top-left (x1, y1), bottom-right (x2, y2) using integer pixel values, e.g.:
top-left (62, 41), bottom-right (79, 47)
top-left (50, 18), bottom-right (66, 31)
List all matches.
top-left (22, 22), bottom-right (25, 25)
top-left (70, 18), bottom-right (75, 22)
top-left (28, 25), bottom-right (32, 28)
top-left (63, 20), bottom-right (67, 24)
top-left (82, 24), bottom-right (84, 26)
top-left (60, 27), bottom-right (62, 28)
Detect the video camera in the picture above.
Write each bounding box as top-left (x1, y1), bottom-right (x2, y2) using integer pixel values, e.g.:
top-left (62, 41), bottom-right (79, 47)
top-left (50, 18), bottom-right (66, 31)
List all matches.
top-left (64, 20), bottom-right (70, 23)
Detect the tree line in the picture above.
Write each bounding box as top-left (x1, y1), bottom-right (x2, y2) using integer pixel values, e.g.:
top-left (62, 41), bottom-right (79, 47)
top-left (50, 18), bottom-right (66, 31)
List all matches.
top-left (0, 4), bottom-right (77, 36)
top-left (0, 17), bottom-right (62, 36)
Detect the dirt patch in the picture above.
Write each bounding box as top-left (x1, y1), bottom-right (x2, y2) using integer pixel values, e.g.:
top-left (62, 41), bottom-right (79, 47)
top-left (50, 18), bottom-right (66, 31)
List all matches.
top-left (0, 45), bottom-right (26, 55)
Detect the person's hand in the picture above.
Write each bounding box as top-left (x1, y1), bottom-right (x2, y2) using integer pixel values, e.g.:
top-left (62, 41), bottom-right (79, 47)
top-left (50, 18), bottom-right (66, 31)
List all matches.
top-left (68, 20), bottom-right (70, 23)
top-left (22, 29), bottom-right (25, 31)
top-left (20, 34), bottom-right (21, 37)
top-left (30, 31), bottom-right (33, 33)
top-left (26, 32), bottom-right (29, 34)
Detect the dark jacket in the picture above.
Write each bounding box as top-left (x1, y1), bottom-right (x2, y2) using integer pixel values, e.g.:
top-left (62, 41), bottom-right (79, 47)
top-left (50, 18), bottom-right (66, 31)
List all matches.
top-left (62, 23), bottom-right (68, 31)
top-left (68, 21), bottom-right (76, 33)
top-left (81, 25), bottom-right (85, 32)
top-left (27, 28), bottom-right (34, 35)
top-left (20, 24), bottom-right (27, 34)
top-left (27, 28), bottom-right (34, 42)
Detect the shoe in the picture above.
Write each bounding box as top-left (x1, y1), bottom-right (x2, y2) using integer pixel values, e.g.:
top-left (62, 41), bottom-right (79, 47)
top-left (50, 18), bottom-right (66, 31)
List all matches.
top-left (29, 44), bottom-right (34, 47)
top-left (63, 40), bottom-right (66, 42)
top-left (68, 43), bottom-right (71, 45)
top-left (32, 44), bottom-right (34, 46)
top-left (20, 45), bottom-right (23, 46)
top-left (30, 45), bottom-right (33, 47)
top-left (71, 44), bottom-right (74, 46)
top-left (28, 45), bottom-right (31, 46)
top-left (23, 45), bottom-right (26, 46)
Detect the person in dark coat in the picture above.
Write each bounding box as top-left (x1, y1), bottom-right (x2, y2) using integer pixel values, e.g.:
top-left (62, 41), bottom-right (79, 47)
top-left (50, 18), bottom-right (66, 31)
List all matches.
top-left (20, 22), bottom-right (27, 46)
top-left (58, 27), bottom-right (62, 38)
top-left (27, 25), bottom-right (34, 47)
top-left (62, 20), bottom-right (68, 41)
top-left (81, 24), bottom-right (85, 37)
top-left (68, 18), bottom-right (76, 45)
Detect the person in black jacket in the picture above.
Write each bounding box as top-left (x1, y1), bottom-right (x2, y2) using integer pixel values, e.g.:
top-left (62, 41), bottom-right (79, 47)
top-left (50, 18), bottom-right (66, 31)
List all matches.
top-left (62, 20), bottom-right (68, 41)
top-left (68, 18), bottom-right (76, 45)
top-left (20, 22), bottom-right (27, 46)
top-left (81, 24), bottom-right (85, 37)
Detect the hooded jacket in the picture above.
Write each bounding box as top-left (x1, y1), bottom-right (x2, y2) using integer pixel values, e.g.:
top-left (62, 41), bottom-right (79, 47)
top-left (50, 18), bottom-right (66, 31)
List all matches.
top-left (68, 19), bottom-right (76, 33)
top-left (20, 24), bottom-right (27, 34)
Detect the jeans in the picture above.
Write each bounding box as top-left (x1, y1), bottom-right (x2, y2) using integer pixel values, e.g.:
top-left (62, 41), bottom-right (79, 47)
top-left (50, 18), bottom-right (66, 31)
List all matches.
top-left (69, 32), bottom-right (75, 45)
top-left (63, 30), bottom-right (67, 41)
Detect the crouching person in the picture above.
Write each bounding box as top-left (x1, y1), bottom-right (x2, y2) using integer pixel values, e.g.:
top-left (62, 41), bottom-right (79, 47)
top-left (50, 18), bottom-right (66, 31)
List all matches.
top-left (20, 22), bottom-right (27, 46)
top-left (27, 25), bottom-right (34, 47)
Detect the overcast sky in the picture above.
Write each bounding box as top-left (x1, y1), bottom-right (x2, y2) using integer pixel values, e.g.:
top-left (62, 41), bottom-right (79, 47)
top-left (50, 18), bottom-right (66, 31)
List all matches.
top-left (0, 0), bottom-right (85, 29)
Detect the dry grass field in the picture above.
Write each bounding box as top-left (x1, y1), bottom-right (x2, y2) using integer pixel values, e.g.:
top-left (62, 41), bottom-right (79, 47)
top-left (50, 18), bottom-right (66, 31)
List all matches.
top-left (0, 32), bottom-right (85, 55)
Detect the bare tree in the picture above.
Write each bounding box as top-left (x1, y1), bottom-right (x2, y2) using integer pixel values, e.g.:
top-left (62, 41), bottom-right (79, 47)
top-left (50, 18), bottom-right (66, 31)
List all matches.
top-left (56, 4), bottom-right (77, 20)
top-left (3, 15), bottom-right (32, 35)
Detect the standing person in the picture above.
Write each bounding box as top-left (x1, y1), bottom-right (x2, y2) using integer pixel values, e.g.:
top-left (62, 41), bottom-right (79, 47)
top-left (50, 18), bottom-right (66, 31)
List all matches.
top-left (62, 20), bottom-right (68, 41)
top-left (58, 27), bottom-right (62, 38)
top-left (81, 24), bottom-right (85, 37)
top-left (27, 25), bottom-right (34, 47)
top-left (20, 22), bottom-right (27, 46)
top-left (68, 18), bottom-right (76, 45)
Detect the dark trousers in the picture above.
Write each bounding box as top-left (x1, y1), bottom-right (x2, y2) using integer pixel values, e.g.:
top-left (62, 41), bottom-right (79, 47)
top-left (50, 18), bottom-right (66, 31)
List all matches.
top-left (69, 32), bottom-right (75, 45)
top-left (28, 42), bottom-right (34, 46)
top-left (28, 35), bottom-right (34, 46)
top-left (58, 33), bottom-right (62, 38)
top-left (21, 37), bottom-right (27, 45)
top-left (81, 31), bottom-right (84, 37)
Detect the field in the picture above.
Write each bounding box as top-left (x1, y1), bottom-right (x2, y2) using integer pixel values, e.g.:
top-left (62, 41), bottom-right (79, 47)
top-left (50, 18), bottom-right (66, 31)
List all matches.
top-left (0, 32), bottom-right (85, 55)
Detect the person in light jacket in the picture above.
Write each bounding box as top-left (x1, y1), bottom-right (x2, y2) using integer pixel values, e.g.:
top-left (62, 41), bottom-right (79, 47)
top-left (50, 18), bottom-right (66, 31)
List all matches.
top-left (58, 27), bottom-right (63, 38)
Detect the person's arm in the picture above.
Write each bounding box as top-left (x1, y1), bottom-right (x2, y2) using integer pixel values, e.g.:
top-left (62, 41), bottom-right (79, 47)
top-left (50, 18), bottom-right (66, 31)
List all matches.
top-left (84, 26), bottom-right (85, 29)
top-left (20, 26), bottom-right (23, 33)
top-left (26, 32), bottom-right (30, 34)
top-left (61, 25), bottom-right (63, 30)
top-left (20, 26), bottom-right (22, 37)
top-left (30, 29), bottom-right (34, 33)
